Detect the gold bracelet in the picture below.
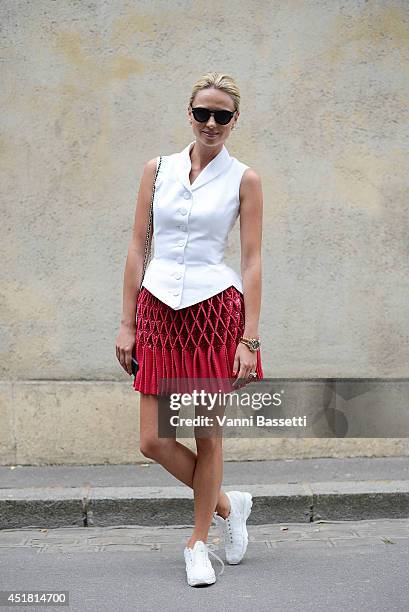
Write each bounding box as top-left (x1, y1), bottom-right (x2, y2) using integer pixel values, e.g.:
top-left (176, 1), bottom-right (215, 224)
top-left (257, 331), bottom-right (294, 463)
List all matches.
top-left (239, 337), bottom-right (261, 352)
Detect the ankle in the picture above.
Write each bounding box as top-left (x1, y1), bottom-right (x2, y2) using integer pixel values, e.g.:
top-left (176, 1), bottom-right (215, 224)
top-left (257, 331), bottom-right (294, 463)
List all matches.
top-left (187, 536), bottom-right (207, 549)
top-left (215, 494), bottom-right (231, 519)
top-left (216, 508), bottom-right (230, 519)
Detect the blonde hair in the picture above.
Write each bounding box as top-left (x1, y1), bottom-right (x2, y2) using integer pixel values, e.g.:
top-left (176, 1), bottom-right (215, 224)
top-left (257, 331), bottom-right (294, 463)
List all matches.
top-left (189, 72), bottom-right (240, 112)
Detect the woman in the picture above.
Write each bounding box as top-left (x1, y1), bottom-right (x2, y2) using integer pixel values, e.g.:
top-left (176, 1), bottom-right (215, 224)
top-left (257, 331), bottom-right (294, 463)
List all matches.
top-left (115, 72), bottom-right (264, 587)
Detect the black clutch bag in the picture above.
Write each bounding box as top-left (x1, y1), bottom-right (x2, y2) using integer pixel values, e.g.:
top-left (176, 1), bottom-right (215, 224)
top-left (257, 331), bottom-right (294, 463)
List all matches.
top-left (131, 353), bottom-right (139, 377)
top-left (132, 155), bottom-right (162, 377)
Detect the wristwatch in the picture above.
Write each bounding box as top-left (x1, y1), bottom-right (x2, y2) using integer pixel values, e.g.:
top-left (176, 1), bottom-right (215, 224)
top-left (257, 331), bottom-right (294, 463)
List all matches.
top-left (239, 337), bottom-right (261, 352)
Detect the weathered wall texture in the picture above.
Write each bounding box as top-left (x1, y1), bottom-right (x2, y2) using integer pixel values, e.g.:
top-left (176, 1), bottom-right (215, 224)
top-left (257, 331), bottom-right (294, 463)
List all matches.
top-left (1, 1), bottom-right (408, 463)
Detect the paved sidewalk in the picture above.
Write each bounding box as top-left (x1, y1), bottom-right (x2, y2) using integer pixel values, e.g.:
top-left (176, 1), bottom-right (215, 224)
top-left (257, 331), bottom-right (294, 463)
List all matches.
top-left (0, 519), bottom-right (408, 611)
top-left (1, 456), bottom-right (409, 529)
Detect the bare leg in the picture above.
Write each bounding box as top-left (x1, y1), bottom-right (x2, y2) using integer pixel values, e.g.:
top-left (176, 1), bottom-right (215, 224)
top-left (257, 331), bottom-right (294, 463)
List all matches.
top-left (186, 434), bottom-right (224, 548)
top-left (139, 393), bottom-right (231, 519)
top-left (185, 400), bottom-right (229, 548)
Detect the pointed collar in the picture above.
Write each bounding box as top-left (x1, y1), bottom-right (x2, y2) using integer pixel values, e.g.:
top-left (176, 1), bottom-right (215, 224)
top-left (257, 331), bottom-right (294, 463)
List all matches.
top-left (176, 139), bottom-right (232, 192)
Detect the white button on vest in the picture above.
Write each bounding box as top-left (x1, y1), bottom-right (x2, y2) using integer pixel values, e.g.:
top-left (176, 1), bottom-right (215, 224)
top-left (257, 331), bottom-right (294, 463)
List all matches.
top-left (142, 140), bottom-right (249, 309)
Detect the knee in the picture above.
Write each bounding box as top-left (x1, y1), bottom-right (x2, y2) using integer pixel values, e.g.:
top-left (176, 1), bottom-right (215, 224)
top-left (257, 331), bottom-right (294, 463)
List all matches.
top-left (139, 437), bottom-right (171, 460)
top-left (195, 435), bottom-right (222, 455)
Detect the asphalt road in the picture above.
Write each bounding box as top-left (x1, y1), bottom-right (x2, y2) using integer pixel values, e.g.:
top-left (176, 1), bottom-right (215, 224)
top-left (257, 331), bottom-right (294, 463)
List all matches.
top-left (0, 519), bottom-right (408, 611)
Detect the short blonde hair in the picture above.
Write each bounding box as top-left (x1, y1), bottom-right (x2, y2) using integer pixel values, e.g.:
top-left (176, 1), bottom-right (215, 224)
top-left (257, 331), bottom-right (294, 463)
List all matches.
top-left (189, 72), bottom-right (240, 112)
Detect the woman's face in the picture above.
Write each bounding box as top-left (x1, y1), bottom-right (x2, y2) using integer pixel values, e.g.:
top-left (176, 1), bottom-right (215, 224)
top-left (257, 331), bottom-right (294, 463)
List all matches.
top-left (188, 87), bottom-right (239, 149)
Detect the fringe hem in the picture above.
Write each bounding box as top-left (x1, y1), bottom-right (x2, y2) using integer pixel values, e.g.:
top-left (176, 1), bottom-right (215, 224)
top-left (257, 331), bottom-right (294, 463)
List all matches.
top-left (133, 343), bottom-right (264, 396)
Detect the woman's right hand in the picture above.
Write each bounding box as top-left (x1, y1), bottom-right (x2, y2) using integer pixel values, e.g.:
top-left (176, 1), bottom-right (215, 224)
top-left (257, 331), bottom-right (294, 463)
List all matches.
top-left (115, 322), bottom-right (137, 376)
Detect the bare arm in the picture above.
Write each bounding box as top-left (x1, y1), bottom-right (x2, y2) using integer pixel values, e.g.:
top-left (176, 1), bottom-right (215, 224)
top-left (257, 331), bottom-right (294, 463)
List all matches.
top-left (239, 168), bottom-right (263, 338)
top-left (121, 157), bottom-right (158, 327)
top-left (115, 157), bottom-right (158, 375)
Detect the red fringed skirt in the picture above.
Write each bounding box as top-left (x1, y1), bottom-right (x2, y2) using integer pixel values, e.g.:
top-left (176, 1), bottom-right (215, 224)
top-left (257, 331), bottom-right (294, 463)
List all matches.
top-left (133, 285), bottom-right (264, 396)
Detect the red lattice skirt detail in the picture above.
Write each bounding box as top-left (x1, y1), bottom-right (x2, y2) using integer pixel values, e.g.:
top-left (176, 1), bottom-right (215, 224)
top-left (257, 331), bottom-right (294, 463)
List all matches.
top-left (133, 285), bottom-right (264, 396)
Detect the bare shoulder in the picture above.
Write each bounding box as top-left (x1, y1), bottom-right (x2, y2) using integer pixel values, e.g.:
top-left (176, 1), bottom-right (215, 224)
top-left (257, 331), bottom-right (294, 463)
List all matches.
top-left (143, 157), bottom-right (159, 176)
top-left (240, 167), bottom-right (262, 192)
top-left (242, 167), bottom-right (262, 184)
top-left (239, 167), bottom-right (263, 199)
top-left (138, 157), bottom-right (159, 190)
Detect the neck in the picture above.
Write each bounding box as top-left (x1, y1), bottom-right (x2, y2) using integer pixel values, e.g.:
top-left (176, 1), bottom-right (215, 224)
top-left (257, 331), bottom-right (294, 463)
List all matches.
top-left (190, 140), bottom-right (223, 169)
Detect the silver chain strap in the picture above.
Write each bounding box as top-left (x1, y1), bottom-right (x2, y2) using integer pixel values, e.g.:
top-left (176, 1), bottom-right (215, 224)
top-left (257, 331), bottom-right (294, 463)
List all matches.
top-left (139, 155), bottom-right (162, 291)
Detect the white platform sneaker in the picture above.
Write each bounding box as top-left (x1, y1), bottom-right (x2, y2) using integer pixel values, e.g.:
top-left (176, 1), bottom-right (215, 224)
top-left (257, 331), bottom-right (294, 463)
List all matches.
top-left (213, 490), bottom-right (253, 564)
top-left (183, 540), bottom-right (225, 587)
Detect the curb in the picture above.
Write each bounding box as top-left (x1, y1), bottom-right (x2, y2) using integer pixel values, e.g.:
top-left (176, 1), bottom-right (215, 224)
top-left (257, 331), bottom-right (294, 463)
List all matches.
top-left (1, 480), bottom-right (409, 529)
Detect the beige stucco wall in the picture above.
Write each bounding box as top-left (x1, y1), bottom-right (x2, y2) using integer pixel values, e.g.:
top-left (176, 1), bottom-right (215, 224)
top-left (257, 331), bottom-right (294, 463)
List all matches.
top-left (1, 1), bottom-right (408, 464)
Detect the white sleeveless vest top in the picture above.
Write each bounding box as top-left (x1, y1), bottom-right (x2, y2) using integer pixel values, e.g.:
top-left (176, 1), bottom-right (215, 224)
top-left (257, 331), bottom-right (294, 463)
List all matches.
top-left (141, 140), bottom-right (249, 310)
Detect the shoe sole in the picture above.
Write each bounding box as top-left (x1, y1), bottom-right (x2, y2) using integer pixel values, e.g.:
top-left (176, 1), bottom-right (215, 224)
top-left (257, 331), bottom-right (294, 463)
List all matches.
top-left (187, 574), bottom-right (216, 586)
top-left (226, 492), bottom-right (253, 565)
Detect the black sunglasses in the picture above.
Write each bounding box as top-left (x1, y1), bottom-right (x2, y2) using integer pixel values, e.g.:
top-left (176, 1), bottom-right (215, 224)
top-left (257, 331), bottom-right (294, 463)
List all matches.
top-left (191, 106), bottom-right (236, 126)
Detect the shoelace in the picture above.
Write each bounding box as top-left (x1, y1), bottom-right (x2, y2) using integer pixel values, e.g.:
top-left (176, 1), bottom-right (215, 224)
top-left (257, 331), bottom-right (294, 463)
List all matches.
top-left (186, 542), bottom-right (225, 577)
top-left (214, 512), bottom-right (234, 544)
top-left (206, 543), bottom-right (225, 576)
top-left (225, 516), bottom-right (234, 544)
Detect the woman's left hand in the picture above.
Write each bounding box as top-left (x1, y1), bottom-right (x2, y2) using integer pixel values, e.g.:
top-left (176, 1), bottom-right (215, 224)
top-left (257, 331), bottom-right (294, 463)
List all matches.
top-left (232, 342), bottom-right (257, 381)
